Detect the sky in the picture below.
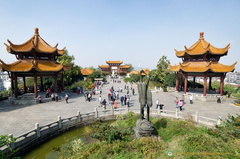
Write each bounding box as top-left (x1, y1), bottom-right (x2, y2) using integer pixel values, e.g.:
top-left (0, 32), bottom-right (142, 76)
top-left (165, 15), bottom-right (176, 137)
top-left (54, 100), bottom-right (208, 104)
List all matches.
top-left (0, 0), bottom-right (239, 71)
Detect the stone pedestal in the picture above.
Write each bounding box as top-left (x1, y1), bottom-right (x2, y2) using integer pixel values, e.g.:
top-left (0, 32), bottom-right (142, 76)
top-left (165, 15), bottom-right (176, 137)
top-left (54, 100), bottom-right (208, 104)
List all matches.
top-left (133, 119), bottom-right (157, 139)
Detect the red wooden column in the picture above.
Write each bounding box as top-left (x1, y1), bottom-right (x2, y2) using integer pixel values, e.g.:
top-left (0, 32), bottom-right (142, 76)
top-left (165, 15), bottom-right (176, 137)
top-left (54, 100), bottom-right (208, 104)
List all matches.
top-left (61, 73), bottom-right (65, 92)
top-left (209, 77), bottom-right (212, 90)
top-left (11, 72), bottom-right (14, 96)
top-left (23, 77), bottom-right (27, 93)
top-left (175, 72), bottom-right (179, 92)
top-left (203, 75), bottom-right (207, 96)
top-left (193, 76), bottom-right (196, 90)
top-left (184, 73), bottom-right (188, 94)
top-left (220, 74), bottom-right (225, 96)
top-left (40, 76), bottom-right (44, 92)
top-left (14, 73), bottom-right (18, 98)
top-left (179, 75), bottom-right (182, 91)
top-left (34, 72), bottom-right (38, 98)
top-left (54, 73), bottom-right (58, 93)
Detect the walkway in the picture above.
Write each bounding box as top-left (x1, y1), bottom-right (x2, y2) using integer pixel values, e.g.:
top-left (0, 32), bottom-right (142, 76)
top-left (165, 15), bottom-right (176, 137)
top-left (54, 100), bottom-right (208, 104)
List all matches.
top-left (0, 79), bottom-right (239, 137)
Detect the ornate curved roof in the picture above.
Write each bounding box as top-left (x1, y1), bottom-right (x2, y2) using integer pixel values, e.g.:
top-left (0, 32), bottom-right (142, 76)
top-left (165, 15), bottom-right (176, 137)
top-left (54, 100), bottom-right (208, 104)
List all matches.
top-left (170, 61), bottom-right (237, 73)
top-left (0, 59), bottom-right (68, 72)
top-left (106, 60), bottom-right (123, 64)
top-left (4, 28), bottom-right (66, 55)
top-left (120, 65), bottom-right (130, 69)
top-left (129, 69), bottom-right (150, 75)
top-left (175, 32), bottom-right (230, 57)
top-left (81, 68), bottom-right (93, 76)
top-left (98, 65), bottom-right (109, 68)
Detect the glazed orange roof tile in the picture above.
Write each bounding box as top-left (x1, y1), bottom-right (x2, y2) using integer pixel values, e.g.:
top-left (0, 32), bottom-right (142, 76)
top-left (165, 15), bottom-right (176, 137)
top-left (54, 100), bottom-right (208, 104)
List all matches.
top-left (129, 70), bottom-right (139, 75)
top-left (170, 61), bottom-right (237, 73)
top-left (98, 65), bottom-right (109, 68)
top-left (0, 59), bottom-right (66, 72)
top-left (81, 68), bottom-right (93, 75)
top-left (4, 28), bottom-right (65, 55)
top-left (106, 60), bottom-right (123, 64)
top-left (175, 32), bottom-right (230, 57)
top-left (129, 69), bottom-right (150, 75)
top-left (120, 65), bottom-right (130, 68)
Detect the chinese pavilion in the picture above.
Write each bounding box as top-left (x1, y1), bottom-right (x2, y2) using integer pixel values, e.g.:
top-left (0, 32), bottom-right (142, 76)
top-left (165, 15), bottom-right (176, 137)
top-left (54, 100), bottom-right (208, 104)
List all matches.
top-left (170, 32), bottom-right (237, 96)
top-left (0, 28), bottom-right (71, 98)
top-left (81, 68), bottom-right (93, 76)
top-left (129, 69), bottom-right (150, 76)
top-left (98, 61), bottom-right (130, 75)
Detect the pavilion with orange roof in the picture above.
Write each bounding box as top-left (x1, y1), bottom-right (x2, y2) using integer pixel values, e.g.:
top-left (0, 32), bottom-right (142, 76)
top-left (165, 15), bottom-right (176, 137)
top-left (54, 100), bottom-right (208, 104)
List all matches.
top-left (98, 60), bottom-right (130, 75)
top-left (129, 69), bottom-right (150, 76)
top-left (0, 28), bottom-right (71, 98)
top-left (170, 32), bottom-right (237, 96)
top-left (81, 68), bottom-right (93, 76)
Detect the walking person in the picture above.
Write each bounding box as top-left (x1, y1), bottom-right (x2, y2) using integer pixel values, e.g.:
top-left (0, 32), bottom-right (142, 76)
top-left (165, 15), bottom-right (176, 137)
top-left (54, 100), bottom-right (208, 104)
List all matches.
top-left (182, 94), bottom-right (185, 104)
top-left (178, 100), bottom-right (183, 111)
top-left (190, 94), bottom-right (193, 104)
top-left (114, 100), bottom-right (118, 109)
top-left (126, 98), bottom-right (130, 107)
top-left (102, 99), bottom-right (107, 110)
top-left (98, 96), bottom-right (102, 107)
top-left (65, 94), bottom-right (69, 103)
top-left (124, 95), bottom-right (127, 105)
top-left (159, 102), bottom-right (164, 112)
top-left (120, 96), bottom-right (124, 106)
top-left (55, 93), bottom-right (58, 102)
top-left (217, 95), bottom-right (221, 103)
top-left (175, 97), bottom-right (179, 108)
top-left (88, 93), bottom-right (91, 102)
top-left (156, 99), bottom-right (159, 109)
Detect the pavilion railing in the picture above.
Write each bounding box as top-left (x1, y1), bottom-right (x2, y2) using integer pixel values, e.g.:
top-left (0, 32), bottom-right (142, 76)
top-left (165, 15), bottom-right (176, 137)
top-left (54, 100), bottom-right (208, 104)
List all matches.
top-left (1, 107), bottom-right (221, 157)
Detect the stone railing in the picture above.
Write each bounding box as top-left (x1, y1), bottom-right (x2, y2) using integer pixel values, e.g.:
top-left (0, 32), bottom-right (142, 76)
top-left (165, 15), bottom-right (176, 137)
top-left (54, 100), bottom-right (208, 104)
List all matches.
top-left (1, 107), bottom-right (221, 157)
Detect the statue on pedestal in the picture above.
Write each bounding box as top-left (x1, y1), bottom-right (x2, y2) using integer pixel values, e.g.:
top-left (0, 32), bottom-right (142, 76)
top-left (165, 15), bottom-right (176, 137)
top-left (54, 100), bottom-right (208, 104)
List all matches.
top-left (133, 70), bottom-right (157, 138)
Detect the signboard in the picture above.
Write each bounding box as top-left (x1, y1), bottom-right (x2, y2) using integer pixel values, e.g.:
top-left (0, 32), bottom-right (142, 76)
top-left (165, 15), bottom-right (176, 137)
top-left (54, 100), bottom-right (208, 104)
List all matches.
top-left (111, 66), bottom-right (118, 70)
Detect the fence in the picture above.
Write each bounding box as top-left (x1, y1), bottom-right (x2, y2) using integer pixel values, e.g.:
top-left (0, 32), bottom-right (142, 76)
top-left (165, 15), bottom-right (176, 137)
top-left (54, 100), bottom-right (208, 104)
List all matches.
top-left (2, 107), bottom-right (221, 157)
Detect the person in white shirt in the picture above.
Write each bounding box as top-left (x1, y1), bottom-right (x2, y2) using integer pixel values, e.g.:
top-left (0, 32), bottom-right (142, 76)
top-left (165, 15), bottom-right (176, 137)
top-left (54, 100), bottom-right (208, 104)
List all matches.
top-left (98, 96), bottom-right (102, 107)
top-left (156, 99), bottom-right (159, 109)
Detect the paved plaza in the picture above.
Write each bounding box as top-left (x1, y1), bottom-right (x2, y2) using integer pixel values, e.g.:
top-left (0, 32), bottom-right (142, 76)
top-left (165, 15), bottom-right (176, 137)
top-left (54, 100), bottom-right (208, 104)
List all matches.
top-left (0, 79), bottom-right (240, 137)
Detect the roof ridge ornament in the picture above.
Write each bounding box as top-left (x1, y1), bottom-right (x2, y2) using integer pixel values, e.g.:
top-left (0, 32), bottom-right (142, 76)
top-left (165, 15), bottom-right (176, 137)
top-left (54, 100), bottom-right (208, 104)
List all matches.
top-left (32, 59), bottom-right (37, 66)
top-left (199, 32), bottom-right (204, 40)
top-left (34, 28), bottom-right (39, 36)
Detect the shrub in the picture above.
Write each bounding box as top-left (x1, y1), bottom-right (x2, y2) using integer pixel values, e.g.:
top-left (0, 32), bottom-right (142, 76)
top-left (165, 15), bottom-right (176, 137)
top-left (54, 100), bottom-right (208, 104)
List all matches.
top-left (180, 133), bottom-right (233, 158)
top-left (155, 118), bottom-right (167, 129)
top-left (208, 114), bottom-right (240, 141)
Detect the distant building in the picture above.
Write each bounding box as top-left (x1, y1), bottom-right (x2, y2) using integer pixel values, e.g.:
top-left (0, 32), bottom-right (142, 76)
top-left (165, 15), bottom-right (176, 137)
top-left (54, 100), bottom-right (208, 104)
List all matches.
top-left (129, 69), bottom-right (150, 76)
top-left (81, 68), bottom-right (94, 80)
top-left (0, 71), bottom-right (11, 91)
top-left (98, 61), bottom-right (130, 76)
top-left (225, 72), bottom-right (240, 84)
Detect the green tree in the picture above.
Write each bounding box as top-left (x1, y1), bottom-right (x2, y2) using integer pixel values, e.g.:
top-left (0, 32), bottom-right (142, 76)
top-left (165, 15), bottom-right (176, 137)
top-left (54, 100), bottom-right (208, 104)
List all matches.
top-left (211, 81), bottom-right (220, 90)
top-left (224, 84), bottom-right (235, 94)
top-left (150, 56), bottom-right (170, 87)
top-left (56, 50), bottom-right (83, 86)
top-left (64, 65), bottom-right (83, 86)
top-left (87, 70), bottom-right (102, 82)
top-left (163, 72), bottom-right (175, 87)
top-left (57, 50), bottom-right (75, 65)
top-left (125, 64), bottom-right (134, 72)
top-left (0, 135), bottom-right (19, 158)
top-left (129, 74), bottom-right (141, 83)
top-left (123, 77), bottom-right (131, 83)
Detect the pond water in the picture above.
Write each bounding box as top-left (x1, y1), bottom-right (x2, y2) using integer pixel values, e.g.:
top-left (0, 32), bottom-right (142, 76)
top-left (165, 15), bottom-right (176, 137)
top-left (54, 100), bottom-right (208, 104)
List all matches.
top-left (22, 121), bottom-right (113, 159)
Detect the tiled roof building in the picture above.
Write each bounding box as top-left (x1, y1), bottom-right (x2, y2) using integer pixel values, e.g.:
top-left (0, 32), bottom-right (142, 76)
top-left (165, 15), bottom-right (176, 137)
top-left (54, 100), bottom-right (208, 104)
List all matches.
top-left (0, 28), bottom-right (71, 98)
top-left (99, 60), bottom-right (130, 76)
top-left (170, 32), bottom-right (237, 96)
